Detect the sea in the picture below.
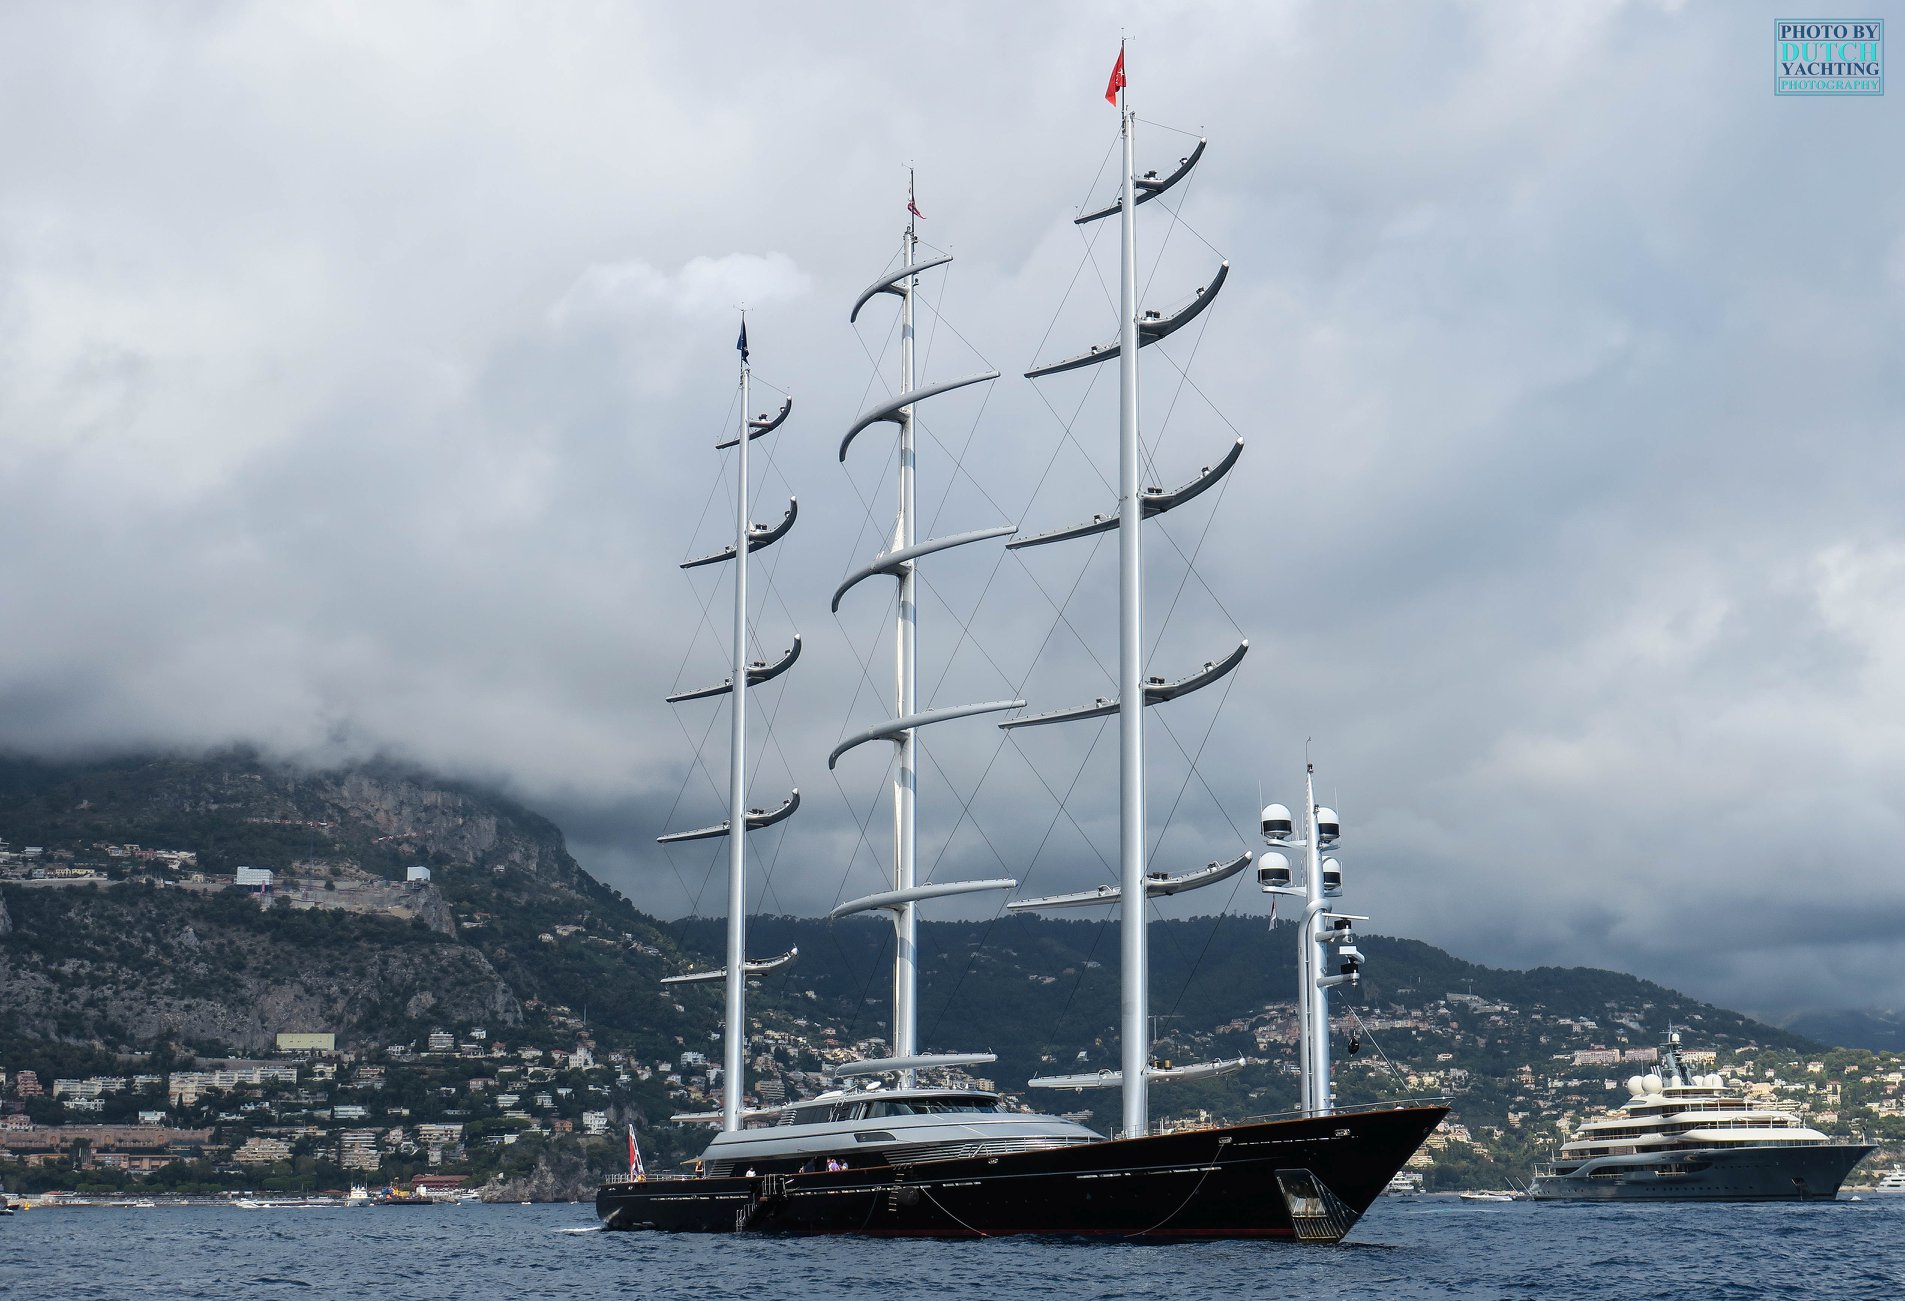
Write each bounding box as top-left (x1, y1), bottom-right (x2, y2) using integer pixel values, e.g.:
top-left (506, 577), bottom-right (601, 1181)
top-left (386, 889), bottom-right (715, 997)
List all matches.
top-left (4, 1195), bottom-right (1903, 1299)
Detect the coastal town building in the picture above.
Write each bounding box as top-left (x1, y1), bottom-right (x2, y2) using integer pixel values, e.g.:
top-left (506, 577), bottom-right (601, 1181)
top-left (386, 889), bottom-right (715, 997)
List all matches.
top-left (339, 1129), bottom-right (381, 1170)
top-left (276, 1033), bottom-right (337, 1054)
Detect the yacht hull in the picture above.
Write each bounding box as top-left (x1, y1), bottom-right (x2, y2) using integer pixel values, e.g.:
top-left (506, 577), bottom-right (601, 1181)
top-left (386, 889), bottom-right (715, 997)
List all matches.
top-left (596, 1104), bottom-right (1445, 1240)
top-left (1527, 1141), bottom-right (1874, 1202)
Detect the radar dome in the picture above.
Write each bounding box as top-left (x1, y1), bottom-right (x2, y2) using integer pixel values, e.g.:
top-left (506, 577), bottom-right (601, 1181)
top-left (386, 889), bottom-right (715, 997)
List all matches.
top-left (1256, 852), bottom-right (1292, 889)
top-left (1315, 806), bottom-right (1341, 842)
top-left (1626, 1076), bottom-right (1646, 1098)
top-left (1259, 804), bottom-right (1293, 839)
top-left (1643, 1073), bottom-right (1664, 1095)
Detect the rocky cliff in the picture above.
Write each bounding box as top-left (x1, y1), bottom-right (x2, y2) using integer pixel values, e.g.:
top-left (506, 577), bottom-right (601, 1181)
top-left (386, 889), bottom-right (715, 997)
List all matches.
top-left (0, 882), bottom-right (521, 1053)
top-left (0, 751), bottom-right (686, 1060)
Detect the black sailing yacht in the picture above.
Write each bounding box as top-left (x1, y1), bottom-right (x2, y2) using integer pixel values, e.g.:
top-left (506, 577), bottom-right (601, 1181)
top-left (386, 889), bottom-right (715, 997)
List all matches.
top-left (598, 50), bottom-right (1444, 1241)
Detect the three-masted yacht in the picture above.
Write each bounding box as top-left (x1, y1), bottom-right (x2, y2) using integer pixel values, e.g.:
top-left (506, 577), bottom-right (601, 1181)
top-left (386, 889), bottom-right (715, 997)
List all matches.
top-left (597, 49), bottom-right (1445, 1240)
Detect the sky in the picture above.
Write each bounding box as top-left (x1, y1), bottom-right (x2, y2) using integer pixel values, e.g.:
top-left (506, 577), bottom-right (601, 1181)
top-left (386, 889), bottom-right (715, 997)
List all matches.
top-left (1, 1), bottom-right (1901, 1020)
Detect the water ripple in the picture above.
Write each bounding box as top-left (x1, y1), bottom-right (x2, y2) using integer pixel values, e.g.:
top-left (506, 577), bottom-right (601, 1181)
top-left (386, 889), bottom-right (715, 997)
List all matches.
top-left (3, 1197), bottom-right (1902, 1300)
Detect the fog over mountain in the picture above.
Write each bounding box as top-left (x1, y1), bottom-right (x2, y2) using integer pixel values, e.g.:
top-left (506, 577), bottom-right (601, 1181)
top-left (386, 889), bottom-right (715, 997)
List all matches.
top-left (1, 2), bottom-right (1900, 1018)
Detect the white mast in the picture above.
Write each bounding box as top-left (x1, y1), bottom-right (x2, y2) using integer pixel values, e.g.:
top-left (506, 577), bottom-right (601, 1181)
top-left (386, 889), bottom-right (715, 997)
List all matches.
top-left (657, 321), bottom-right (800, 1132)
top-left (1113, 68), bottom-right (1150, 1141)
top-left (893, 177), bottom-right (921, 1087)
top-left (1007, 48), bottom-right (1244, 1121)
top-left (721, 333), bottom-right (753, 1134)
top-left (830, 184), bottom-right (1021, 1088)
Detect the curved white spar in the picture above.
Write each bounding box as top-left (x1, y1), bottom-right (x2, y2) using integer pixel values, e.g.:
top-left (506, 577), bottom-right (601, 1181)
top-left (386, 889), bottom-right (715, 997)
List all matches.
top-left (831, 525), bottom-right (1018, 612)
top-left (839, 371), bottom-right (999, 462)
top-left (1024, 261), bottom-right (1229, 379)
top-left (1000, 641), bottom-right (1248, 731)
top-left (828, 700), bottom-right (1024, 770)
top-left (832, 1052), bottom-right (998, 1079)
top-left (1028, 1057), bottom-right (1246, 1090)
top-left (661, 946), bottom-right (799, 986)
top-left (656, 789), bottom-right (801, 843)
top-left (665, 636), bottom-right (803, 703)
top-left (715, 396), bottom-right (793, 449)
top-left (1074, 138), bottom-right (1207, 226)
top-left (830, 877), bottom-right (1019, 921)
top-left (1006, 852), bottom-right (1252, 911)
top-left (1009, 438), bottom-right (1243, 551)
top-left (668, 1105), bottom-right (787, 1126)
top-left (680, 498), bottom-right (798, 568)
top-left (849, 254), bottom-right (954, 324)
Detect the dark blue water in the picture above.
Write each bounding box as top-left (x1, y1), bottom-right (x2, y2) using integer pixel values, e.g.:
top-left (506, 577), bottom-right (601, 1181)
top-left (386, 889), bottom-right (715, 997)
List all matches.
top-left (5, 1197), bottom-right (1902, 1299)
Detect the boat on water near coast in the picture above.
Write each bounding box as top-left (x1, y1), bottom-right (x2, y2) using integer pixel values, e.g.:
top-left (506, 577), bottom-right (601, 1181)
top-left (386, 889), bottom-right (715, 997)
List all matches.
top-left (373, 1185), bottom-right (439, 1207)
top-left (596, 48), bottom-right (1442, 1242)
top-left (1527, 1033), bottom-right (1873, 1201)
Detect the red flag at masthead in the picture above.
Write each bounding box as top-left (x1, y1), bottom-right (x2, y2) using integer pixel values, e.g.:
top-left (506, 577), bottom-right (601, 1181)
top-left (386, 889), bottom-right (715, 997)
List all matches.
top-left (1105, 44), bottom-right (1126, 105)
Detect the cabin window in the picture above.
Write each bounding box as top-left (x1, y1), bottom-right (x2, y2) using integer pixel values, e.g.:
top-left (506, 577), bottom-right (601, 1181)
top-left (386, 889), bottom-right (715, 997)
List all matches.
top-left (909, 1098), bottom-right (996, 1115)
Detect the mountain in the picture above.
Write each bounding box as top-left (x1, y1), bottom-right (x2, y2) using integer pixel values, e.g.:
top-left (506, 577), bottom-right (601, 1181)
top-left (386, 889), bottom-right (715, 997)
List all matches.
top-left (0, 750), bottom-right (750, 1188)
top-left (665, 912), bottom-right (1823, 1137)
top-left (1777, 1008), bottom-right (1905, 1053)
top-left (4, 749), bottom-right (1892, 1195)
top-left (0, 750), bottom-right (586, 887)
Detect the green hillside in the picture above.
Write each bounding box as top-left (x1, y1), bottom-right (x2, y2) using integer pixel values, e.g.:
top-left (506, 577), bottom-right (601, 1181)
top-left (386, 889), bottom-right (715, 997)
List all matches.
top-left (4, 751), bottom-right (1897, 1197)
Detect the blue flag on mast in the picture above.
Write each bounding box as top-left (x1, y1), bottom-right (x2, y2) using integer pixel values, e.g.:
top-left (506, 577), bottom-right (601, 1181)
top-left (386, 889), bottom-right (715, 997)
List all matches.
top-left (736, 319), bottom-right (749, 364)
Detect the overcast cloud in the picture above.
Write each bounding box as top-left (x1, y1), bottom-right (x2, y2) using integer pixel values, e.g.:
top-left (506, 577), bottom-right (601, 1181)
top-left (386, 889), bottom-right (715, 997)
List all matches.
top-left (1, 1), bottom-right (1901, 1019)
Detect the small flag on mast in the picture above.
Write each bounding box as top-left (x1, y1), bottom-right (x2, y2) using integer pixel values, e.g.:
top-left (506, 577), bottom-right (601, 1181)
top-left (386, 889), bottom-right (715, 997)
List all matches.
top-left (628, 1124), bottom-right (646, 1182)
top-left (1105, 44), bottom-right (1126, 105)
top-left (907, 196), bottom-right (924, 221)
top-left (736, 318), bottom-right (749, 364)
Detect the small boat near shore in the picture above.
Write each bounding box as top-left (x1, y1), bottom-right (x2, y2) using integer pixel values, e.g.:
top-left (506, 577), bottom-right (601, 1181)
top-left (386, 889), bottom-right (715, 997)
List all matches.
top-left (373, 1186), bottom-right (439, 1207)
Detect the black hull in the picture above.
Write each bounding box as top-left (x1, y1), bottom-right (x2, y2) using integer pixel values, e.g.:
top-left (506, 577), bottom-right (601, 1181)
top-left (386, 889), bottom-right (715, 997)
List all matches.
top-left (1528, 1142), bottom-right (1876, 1202)
top-left (597, 1104), bottom-right (1445, 1241)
